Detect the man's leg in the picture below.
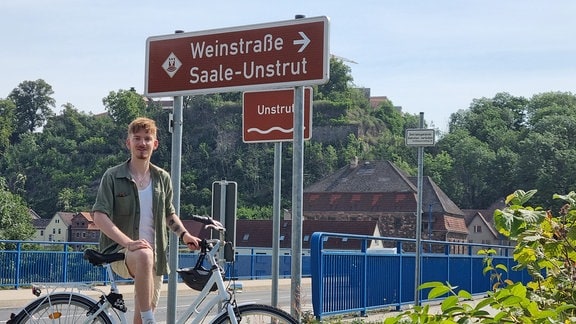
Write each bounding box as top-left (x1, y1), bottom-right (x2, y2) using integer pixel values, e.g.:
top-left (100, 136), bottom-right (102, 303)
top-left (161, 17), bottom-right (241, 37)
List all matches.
top-left (125, 247), bottom-right (156, 324)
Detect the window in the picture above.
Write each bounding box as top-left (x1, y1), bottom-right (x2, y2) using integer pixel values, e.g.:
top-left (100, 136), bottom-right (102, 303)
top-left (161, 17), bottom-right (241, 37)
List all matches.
top-left (52, 229), bottom-right (56, 234)
top-left (473, 225), bottom-right (482, 233)
top-left (76, 233), bottom-right (80, 238)
top-left (243, 234), bottom-right (249, 241)
top-left (58, 229), bottom-right (61, 234)
top-left (40, 230), bottom-right (44, 236)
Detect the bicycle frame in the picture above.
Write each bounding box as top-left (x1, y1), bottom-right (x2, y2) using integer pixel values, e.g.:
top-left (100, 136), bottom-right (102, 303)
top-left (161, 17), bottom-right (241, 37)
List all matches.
top-left (176, 239), bottom-right (238, 324)
top-left (12, 239), bottom-right (241, 324)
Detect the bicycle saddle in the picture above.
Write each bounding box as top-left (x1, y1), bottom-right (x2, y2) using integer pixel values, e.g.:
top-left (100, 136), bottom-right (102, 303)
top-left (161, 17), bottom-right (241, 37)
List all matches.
top-left (84, 249), bottom-right (125, 266)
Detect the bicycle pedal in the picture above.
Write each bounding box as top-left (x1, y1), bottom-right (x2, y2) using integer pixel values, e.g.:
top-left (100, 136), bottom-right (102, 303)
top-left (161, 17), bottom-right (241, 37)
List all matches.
top-left (107, 292), bottom-right (128, 312)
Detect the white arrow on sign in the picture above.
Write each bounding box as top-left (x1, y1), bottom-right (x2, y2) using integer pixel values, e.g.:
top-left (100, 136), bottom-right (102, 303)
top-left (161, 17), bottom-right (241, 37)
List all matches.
top-left (293, 32), bottom-right (310, 52)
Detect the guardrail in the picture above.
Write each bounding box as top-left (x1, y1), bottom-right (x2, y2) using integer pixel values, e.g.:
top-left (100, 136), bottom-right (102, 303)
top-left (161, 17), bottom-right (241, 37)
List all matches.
top-left (0, 235), bottom-right (528, 321)
top-left (0, 240), bottom-right (311, 288)
top-left (310, 232), bottom-right (528, 320)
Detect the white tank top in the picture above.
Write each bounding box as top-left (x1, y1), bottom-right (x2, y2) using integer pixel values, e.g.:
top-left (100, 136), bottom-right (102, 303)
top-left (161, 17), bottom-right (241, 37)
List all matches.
top-left (138, 182), bottom-right (155, 247)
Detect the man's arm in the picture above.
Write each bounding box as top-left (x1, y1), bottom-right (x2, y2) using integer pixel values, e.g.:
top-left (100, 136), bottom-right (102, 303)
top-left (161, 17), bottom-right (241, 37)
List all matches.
top-left (166, 213), bottom-right (201, 250)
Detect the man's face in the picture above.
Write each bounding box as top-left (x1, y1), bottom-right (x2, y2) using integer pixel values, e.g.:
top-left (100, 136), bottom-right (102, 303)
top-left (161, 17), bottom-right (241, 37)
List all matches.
top-left (126, 129), bottom-right (158, 161)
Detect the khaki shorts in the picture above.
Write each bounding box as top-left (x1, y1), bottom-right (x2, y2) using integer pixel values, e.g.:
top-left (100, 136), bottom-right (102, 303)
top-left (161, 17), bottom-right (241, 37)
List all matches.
top-left (111, 249), bottom-right (163, 308)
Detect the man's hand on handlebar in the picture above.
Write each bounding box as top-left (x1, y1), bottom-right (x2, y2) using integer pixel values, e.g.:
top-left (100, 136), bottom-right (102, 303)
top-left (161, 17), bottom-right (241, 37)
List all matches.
top-left (182, 233), bottom-right (201, 250)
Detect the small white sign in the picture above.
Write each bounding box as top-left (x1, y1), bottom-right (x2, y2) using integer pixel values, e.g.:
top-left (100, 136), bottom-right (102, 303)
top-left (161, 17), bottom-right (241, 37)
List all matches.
top-left (405, 129), bottom-right (435, 146)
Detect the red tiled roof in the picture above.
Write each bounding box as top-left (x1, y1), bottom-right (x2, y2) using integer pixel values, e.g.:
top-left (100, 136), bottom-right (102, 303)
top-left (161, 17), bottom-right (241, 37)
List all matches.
top-left (78, 212), bottom-right (93, 222)
top-left (442, 215), bottom-right (468, 234)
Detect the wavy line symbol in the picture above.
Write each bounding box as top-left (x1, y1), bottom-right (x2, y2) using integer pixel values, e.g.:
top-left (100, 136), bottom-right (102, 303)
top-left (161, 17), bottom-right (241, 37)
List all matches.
top-left (247, 127), bottom-right (292, 134)
top-left (247, 126), bottom-right (307, 134)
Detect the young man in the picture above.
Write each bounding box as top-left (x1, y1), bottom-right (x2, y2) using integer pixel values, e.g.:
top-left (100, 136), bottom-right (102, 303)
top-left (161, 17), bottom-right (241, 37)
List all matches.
top-left (92, 117), bottom-right (221, 324)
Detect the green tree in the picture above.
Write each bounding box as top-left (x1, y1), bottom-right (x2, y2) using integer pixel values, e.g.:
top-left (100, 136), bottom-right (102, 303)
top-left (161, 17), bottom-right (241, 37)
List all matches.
top-left (424, 151), bottom-right (453, 189)
top-left (102, 88), bottom-right (148, 125)
top-left (8, 79), bottom-right (55, 139)
top-left (0, 177), bottom-right (35, 241)
top-left (315, 57), bottom-right (354, 102)
top-left (449, 92), bottom-right (527, 149)
top-left (0, 98), bottom-right (16, 153)
top-left (436, 129), bottom-right (497, 208)
top-left (372, 98), bottom-right (406, 137)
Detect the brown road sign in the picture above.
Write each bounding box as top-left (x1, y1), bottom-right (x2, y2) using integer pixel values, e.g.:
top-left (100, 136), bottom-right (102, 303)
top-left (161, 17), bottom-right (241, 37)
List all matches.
top-left (243, 88), bottom-right (312, 143)
top-left (145, 16), bottom-right (329, 97)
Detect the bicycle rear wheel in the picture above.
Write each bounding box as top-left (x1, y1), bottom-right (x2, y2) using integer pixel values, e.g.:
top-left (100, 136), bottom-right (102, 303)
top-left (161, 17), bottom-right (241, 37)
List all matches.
top-left (211, 304), bottom-right (298, 324)
top-left (10, 293), bottom-right (113, 324)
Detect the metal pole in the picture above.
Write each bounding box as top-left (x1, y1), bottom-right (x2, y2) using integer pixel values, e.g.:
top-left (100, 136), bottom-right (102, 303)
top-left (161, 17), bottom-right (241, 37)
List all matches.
top-left (167, 94), bottom-right (183, 323)
top-left (428, 203), bottom-right (433, 252)
top-left (414, 112), bottom-right (424, 306)
top-left (291, 84), bottom-right (305, 320)
top-left (219, 180), bottom-right (227, 265)
top-left (271, 142), bottom-right (282, 306)
top-left (290, 14), bottom-right (306, 322)
top-left (428, 203), bottom-right (432, 240)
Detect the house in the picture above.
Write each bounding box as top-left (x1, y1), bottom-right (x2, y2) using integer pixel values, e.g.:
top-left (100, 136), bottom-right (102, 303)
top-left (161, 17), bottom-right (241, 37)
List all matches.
top-left (43, 212), bottom-right (75, 242)
top-left (303, 160), bottom-right (469, 253)
top-left (182, 218), bottom-right (380, 255)
top-left (31, 216), bottom-right (51, 241)
top-left (463, 199), bottom-right (512, 254)
top-left (70, 212), bottom-right (100, 243)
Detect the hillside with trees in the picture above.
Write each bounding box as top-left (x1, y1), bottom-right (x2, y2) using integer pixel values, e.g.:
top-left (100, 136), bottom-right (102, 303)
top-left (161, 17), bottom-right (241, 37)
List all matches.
top-left (1, 58), bottom-right (575, 241)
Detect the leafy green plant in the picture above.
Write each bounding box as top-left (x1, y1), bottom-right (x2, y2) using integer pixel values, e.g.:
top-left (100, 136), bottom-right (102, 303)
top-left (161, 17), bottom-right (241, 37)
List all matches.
top-left (385, 189), bottom-right (576, 323)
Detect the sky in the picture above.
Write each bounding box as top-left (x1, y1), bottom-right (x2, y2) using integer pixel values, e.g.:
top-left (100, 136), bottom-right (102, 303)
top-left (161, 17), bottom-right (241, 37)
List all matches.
top-left (1, 1), bottom-right (575, 131)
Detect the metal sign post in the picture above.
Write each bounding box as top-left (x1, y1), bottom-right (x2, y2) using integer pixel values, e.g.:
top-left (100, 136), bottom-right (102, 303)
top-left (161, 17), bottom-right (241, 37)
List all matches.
top-left (167, 94), bottom-right (183, 323)
top-left (271, 142), bottom-right (282, 307)
top-left (211, 180), bottom-right (237, 262)
top-left (291, 85), bottom-right (305, 319)
top-left (241, 85), bottom-right (314, 308)
top-left (145, 16), bottom-right (329, 322)
top-left (405, 114), bottom-right (436, 306)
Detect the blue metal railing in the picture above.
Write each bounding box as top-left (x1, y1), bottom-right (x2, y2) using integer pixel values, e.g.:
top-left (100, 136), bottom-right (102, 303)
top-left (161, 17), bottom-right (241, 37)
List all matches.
top-left (0, 240), bottom-right (311, 288)
top-left (1, 236), bottom-right (528, 321)
top-left (310, 232), bottom-right (528, 320)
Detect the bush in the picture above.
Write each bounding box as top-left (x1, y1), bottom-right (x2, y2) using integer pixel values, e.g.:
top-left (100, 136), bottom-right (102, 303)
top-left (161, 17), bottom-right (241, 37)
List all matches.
top-left (385, 190), bottom-right (576, 323)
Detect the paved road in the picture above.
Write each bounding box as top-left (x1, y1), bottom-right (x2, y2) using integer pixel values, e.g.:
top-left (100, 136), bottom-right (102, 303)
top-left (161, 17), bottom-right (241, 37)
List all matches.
top-left (0, 279), bottom-right (313, 323)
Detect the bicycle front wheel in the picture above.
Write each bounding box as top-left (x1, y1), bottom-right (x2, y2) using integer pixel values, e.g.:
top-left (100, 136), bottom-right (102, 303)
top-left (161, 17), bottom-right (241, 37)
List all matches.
top-left (211, 304), bottom-right (298, 324)
top-left (10, 293), bottom-right (113, 324)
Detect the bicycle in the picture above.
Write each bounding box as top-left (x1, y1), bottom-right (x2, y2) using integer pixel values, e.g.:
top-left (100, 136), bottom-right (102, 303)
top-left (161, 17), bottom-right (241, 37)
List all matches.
top-left (7, 237), bottom-right (298, 323)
